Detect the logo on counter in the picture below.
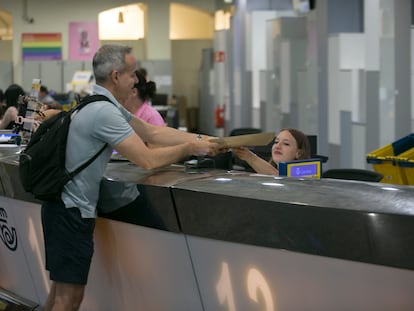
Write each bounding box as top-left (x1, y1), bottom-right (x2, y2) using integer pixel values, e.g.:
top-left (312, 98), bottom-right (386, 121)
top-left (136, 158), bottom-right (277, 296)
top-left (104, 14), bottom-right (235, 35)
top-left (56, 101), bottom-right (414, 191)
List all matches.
top-left (0, 208), bottom-right (18, 251)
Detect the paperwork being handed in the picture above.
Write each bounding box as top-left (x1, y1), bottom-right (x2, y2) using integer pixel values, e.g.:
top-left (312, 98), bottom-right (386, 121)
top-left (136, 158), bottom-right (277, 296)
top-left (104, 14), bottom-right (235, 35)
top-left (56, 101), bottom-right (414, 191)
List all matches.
top-left (209, 132), bottom-right (275, 148)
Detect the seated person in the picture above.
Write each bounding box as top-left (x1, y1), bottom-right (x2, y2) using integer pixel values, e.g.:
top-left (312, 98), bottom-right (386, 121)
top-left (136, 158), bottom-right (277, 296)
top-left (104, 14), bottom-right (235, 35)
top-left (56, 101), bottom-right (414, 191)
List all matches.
top-left (0, 84), bottom-right (25, 130)
top-left (39, 85), bottom-right (55, 104)
top-left (123, 70), bottom-right (165, 126)
top-left (232, 128), bottom-right (311, 175)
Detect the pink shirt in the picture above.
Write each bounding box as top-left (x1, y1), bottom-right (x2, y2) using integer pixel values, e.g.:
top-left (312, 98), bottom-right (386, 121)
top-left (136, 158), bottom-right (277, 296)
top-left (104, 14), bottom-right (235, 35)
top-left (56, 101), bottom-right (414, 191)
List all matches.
top-left (135, 102), bottom-right (165, 126)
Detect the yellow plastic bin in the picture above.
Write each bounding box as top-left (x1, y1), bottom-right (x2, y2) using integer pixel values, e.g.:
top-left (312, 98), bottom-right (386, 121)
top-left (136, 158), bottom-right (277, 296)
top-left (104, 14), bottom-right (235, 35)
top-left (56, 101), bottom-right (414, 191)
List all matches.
top-left (396, 147), bottom-right (414, 186)
top-left (366, 134), bottom-right (414, 185)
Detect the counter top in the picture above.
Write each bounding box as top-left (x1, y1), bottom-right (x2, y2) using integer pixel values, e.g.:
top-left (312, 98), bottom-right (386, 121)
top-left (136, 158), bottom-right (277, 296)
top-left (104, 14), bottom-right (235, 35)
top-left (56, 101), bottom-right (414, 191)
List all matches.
top-left (1, 146), bottom-right (414, 270)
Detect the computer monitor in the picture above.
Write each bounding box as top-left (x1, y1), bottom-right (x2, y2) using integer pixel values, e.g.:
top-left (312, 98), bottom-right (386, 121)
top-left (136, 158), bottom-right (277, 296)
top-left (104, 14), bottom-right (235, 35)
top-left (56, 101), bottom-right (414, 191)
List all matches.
top-left (151, 94), bottom-right (168, 106)
top-left (278, 158), bottom-right (323, 179)
top-left (292, 0), bottom-right (315, 15)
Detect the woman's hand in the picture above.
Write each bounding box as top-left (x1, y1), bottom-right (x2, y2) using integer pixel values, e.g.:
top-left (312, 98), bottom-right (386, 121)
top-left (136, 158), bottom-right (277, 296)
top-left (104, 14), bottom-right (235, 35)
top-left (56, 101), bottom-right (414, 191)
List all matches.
top-left (232, 146), bottom-right (254, 161)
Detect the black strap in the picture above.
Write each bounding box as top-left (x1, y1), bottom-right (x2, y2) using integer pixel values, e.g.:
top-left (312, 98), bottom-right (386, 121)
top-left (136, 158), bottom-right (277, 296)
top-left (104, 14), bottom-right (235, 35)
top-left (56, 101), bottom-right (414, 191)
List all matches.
top-left (67, 94), bottom-right (113, 178)
top-left (72, 94), bottom-right (112, 112)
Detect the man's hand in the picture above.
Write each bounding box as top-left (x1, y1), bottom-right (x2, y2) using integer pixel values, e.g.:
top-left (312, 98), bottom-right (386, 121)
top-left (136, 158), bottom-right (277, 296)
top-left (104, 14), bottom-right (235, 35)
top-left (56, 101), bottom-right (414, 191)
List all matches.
top-left (189, 140), bottom-right (222, 157)
top-left (40, 109), bottom-right (62, 121)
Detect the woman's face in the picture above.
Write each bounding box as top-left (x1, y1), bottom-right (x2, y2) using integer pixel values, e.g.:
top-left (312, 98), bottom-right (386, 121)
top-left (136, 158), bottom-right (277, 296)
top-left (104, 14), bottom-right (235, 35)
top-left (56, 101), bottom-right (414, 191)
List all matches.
top-left (271, 130), bottom-right (300, 164)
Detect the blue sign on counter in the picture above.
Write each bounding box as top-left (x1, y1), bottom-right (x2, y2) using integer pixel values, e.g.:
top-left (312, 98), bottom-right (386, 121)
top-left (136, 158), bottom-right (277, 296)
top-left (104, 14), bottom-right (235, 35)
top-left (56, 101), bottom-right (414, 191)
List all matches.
top-left (278, 158), bottom-right (322, 178)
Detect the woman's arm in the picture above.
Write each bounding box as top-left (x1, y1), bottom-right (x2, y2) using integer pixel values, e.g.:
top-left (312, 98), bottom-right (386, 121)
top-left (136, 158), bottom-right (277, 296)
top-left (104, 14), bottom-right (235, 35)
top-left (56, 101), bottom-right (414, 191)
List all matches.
top-left (232, 147), bottom-right (279, 175)
top-left (0, 107), bottom-right (17, 130)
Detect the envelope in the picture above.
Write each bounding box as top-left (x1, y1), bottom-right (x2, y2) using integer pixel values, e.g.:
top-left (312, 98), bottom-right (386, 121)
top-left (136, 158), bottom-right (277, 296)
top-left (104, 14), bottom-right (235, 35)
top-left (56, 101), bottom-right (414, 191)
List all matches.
top-left (209, 132), bottom-right (275, 148)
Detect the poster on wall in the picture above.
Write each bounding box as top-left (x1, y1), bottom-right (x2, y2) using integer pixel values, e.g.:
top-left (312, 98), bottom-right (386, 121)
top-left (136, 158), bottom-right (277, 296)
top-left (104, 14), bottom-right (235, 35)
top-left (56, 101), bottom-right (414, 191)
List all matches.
top-left (22, 33), bottom-right (62, 61)
top-left (69, 22), bottom-right (99, 60)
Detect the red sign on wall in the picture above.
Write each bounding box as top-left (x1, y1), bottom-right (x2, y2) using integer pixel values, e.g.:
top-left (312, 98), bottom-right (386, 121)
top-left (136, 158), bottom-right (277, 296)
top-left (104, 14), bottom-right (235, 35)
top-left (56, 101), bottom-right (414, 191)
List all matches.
top-left (214, 51), bottom-right (225, 63)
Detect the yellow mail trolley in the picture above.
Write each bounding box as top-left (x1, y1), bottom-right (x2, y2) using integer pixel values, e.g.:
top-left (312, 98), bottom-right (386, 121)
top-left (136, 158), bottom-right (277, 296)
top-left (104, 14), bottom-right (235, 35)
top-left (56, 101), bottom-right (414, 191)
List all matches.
top-left (366, 134), bottom-right (414, 185)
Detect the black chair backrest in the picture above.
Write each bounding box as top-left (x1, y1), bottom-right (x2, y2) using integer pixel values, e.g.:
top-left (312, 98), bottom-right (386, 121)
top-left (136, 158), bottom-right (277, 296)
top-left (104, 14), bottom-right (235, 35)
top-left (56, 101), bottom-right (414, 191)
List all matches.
top-left (230, 128), bottom-right (262, 136)
top-left (322, 169), bottom-right (383, 182)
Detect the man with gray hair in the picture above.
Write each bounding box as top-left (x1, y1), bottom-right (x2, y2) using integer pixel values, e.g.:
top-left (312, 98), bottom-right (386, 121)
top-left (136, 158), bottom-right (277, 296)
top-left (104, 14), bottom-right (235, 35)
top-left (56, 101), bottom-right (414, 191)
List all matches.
top-left (41, 44), bottom-right (220, 311)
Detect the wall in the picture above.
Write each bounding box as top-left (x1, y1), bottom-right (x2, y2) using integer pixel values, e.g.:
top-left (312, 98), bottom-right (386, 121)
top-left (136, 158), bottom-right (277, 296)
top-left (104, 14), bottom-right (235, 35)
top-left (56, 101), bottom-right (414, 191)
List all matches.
top-left (0, 40), bottom-right (12, 61)
top-left (172, 39), bottom-right (213, 108)
top-left (0, 0), bottom-right (215, 94)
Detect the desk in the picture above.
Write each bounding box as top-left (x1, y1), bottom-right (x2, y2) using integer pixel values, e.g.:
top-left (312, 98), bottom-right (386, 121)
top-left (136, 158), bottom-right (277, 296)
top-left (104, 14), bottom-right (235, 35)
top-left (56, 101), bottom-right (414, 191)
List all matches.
top-left (0, 147), bottom-right (413, 310)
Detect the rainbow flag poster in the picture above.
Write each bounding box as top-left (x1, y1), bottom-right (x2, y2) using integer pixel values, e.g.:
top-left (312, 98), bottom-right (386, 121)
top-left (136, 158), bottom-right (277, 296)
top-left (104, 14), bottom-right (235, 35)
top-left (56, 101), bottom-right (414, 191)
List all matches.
top-left (22, 33), bottom-right (62, 61)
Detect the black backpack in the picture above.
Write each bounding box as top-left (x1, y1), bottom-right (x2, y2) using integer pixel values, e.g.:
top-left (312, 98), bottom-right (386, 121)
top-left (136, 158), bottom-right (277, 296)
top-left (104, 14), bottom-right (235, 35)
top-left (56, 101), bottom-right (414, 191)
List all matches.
top-left (19, 94), bottom-right (111, 201)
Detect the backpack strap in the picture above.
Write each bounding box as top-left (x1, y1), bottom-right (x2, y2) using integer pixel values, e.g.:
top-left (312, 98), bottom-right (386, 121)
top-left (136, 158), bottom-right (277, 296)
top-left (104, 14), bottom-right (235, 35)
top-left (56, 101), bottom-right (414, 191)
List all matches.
top-left (73, 94), bottom-right (112, 112)
top-left (67, 94), bottom-right (113, 178)
top-left (67, 143), bottom-right (107, 178)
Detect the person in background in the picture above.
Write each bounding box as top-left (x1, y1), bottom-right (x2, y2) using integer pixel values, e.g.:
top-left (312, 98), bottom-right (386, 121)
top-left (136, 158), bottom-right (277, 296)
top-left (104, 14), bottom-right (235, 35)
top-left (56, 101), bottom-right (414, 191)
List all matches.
top-left (39, 85), bottom-right (55, 104)
top-left (123, 70), bottom-right (165, 126)
top-left (40, 44), bottom-right (221, 311)
top-left (0, 84), bottom-right (25, 130)
top-left (232, 128), bottom-right (311, 175)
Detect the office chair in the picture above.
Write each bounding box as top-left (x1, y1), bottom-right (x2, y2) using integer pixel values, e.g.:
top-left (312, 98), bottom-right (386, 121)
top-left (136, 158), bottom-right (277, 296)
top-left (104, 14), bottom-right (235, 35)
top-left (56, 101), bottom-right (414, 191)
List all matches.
top-left (322, 169), bottom-right (383, 182)
top-left (229, 128), bottom-right (262, 136)
top-left (307, 135), bottom-right (329, 163)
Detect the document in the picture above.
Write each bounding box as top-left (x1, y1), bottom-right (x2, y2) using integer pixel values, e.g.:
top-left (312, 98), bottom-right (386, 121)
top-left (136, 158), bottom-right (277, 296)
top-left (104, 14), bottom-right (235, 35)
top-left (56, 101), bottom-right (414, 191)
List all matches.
top-left (209, 132), bottom-right (275, 148)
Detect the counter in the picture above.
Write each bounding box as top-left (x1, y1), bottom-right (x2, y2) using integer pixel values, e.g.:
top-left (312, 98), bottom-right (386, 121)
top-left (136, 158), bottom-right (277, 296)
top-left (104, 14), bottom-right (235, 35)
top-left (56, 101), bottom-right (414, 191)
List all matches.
top-left (0, 146), bottom-right (413, 310)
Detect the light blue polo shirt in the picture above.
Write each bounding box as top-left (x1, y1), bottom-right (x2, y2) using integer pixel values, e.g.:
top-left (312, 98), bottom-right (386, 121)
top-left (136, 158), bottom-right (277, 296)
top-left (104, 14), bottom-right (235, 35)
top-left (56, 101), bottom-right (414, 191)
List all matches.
top-left (62, 85), bottom-right (133, 218)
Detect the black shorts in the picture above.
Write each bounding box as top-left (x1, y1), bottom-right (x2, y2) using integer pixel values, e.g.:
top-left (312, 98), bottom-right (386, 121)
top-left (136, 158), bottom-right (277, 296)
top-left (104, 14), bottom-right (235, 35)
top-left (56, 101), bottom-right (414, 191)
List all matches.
top-left (41, 201), bottom-right (95, 285)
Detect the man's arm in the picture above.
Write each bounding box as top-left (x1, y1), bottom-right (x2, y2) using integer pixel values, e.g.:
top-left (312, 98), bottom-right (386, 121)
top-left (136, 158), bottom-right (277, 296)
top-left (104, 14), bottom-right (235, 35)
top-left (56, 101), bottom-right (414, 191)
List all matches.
top-left (114, 131), bottom-right (219, 170)
top-left (128, 114), bottom-right (210, 146)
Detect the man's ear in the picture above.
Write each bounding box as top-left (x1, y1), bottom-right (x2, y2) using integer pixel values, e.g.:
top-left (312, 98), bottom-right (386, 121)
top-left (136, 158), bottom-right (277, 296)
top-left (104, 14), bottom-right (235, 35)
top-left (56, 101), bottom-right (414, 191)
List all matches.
top-left (110, 70), bottom-right (118, 84)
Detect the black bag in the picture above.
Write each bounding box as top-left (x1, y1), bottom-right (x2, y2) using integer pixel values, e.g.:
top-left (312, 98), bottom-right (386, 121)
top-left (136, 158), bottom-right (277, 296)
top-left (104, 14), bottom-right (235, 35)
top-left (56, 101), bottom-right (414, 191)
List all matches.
top-left (19, 94), bottom-right (111, 201)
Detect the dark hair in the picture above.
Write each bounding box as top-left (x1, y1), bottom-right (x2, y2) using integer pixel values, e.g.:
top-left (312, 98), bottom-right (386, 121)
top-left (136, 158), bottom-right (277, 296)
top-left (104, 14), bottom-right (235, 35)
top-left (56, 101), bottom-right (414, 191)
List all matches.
top-left (40, 85), bottom-right (48, 93)
top-left (284, 128), bottom-right (311, 160)
top-left (134, 70), bottom-right (156, 102)
top-left (138, 67), bottom-right (147, 78)
top-left (4, 84), bottom-right (25, 108)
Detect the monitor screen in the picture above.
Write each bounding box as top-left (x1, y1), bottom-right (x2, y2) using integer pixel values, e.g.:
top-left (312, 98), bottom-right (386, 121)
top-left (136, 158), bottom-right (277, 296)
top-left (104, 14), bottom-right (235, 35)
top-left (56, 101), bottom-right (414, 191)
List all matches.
top-left (292, 0), bottom-right (315, 15)
top-left (278, 158), bottom-right (322, 179)
top-left (292, 0), bottom-right (310, 14)
top-left (151, 94), bottom-right (168, 106)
